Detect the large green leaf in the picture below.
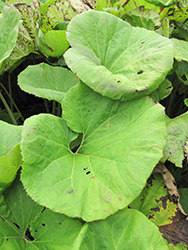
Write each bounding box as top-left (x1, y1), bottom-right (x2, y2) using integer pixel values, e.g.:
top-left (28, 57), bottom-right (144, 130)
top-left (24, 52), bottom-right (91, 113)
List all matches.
top-left (80, 208), bottom-right (168, 250)
top-left (18, 63), bottom-right (79, 102)
top-left (64, 10), bottom-right (174, 101)
top-left (0, 5), bottom-right (22, 65)
top-left (162, 111), bottom-right (188, 167)
top-left (21, 82), bottom-right (166, 221)
top-left (0, 121), bottom-right (22, 193)
top-left (0, 175), bottom-right (88, 249)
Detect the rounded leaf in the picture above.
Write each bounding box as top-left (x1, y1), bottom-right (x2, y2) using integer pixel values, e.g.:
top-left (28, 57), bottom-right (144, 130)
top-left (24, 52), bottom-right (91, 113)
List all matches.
top-left (64, 10), bottom-right (173, 101)
top-left (18, 63), bottom-right (79, 102)
top-left (21, 83), bottom-right (166, 222)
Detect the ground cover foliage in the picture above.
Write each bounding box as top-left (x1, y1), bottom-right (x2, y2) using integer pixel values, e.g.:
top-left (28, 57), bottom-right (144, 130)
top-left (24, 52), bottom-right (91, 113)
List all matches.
top-left (1, 0), bottom-right (188, 249)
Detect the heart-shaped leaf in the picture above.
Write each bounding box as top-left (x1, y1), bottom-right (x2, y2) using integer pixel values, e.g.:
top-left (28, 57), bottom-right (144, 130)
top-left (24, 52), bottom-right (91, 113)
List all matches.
top-left (18, 63), bottom-right (79, 102)
top-left (64, 10), bottom-right (173, 101)
top-left (21, 82), bottom-right (166, 221)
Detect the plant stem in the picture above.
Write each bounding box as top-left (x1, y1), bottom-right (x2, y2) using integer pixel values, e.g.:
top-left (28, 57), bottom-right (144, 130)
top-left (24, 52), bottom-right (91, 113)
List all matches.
top-left (57, 103), bottom-right (62, 117)
top-left (44, 99), bottom-right (50, 113)
top-left (52, 100), bottom-right (56, 115)
top-left (8, 74), bottom-right (13, 111)
top-left (0, 91), bottom-right (18, 125)
top-left (0, 82), bottom-right (24, 122)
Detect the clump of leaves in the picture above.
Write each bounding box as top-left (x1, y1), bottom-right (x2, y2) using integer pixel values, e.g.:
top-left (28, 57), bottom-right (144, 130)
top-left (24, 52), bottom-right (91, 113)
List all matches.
top-left (1, 1), bottom-right (188, 249)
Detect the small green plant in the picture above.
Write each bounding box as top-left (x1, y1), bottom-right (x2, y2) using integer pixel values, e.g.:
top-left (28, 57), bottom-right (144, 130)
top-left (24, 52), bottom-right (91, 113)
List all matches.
top-left (1, 0), bottom-right (188, 249)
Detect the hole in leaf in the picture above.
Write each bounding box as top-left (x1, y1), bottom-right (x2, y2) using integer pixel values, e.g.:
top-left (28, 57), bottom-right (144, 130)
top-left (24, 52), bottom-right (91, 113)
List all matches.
top-left (42, 223), bottom-right (45, 227)
top-left (83, 167), bottom-right (88, 171)
top-left (59, 222), bottom-right (62, 225)
top-left (13, 222), bottom-right (20, 229)
top-left (86, 171), bottom-right (91, 175)
top-left (41, 207), bottom-right (46, 213)
top-left (114, 79), bottom-right (121, 84)
top-left (137, 70), bottom-right (143, 75)
top-left (6, 239), bottom-right (9, 241)
top-left (25, 228), bottom-right (35, 241)
top-left (69, 133), bottom-right (83, 153)
top-left (139, 41), bottom-right (145, 48)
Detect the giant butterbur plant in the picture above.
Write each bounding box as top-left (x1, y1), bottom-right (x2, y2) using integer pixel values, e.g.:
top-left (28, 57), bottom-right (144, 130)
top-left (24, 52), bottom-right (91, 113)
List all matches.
top-left (1, 2), bottom-right (188, 249)
top-left (19, 10), bottom-right (173, 221)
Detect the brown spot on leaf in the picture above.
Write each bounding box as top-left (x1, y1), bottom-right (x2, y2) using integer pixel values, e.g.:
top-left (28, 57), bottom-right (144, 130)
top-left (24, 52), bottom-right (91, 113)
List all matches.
top-left (67, 190), bottom-right (74, 194)
top-left (43, 43), bottom-right (54, 52)
top-left (30, 127), bottom-right (36, 131)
